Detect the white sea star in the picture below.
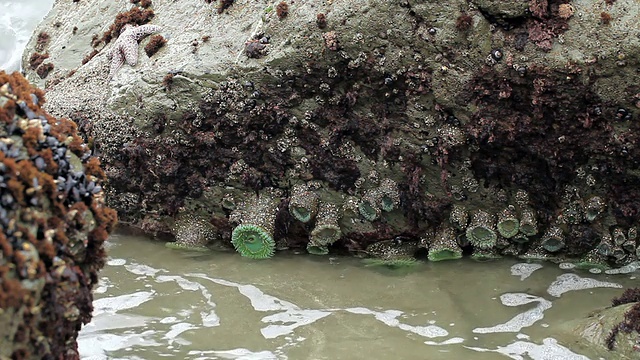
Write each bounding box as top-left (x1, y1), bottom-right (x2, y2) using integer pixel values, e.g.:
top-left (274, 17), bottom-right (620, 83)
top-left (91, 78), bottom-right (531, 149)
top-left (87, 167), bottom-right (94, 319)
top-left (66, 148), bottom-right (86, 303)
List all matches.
top-left (107, 24), bottom-right (162, 80)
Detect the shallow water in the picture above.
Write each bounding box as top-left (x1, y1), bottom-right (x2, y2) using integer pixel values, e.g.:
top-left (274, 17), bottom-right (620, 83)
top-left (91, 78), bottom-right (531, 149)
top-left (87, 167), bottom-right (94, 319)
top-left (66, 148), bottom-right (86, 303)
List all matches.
top-left (78, 232), bottom-right (639, 360)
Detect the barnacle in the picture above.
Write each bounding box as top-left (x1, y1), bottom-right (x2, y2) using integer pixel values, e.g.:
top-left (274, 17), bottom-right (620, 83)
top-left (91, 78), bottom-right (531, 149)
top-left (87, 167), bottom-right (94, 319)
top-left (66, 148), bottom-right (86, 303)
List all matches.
top-left (497, 205), bottom-right (519, 238)
top-left (230, 193), bottom-right (278, 259)
top-left (378, 178), bottom-right (400, 212)
top-left (465, 210), bottom-right (497, 249)
top-left (519, 208), bottom-right (538, 236)
top-left (288, 183), bottom-right (318, 223)
top-left (358, 189), bottom-right (381, 221)
top-left (428, 225), bottom-right (462, 261)
top-left (310, 202), bottom-right (341, 246)
top-left (541, 225), bottom-right (565, 253)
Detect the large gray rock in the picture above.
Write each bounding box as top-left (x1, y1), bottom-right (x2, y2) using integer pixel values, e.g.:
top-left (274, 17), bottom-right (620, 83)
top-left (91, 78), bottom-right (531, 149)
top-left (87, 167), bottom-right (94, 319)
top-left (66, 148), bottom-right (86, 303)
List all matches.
top-left (21, 0), bottom-right (640, 265)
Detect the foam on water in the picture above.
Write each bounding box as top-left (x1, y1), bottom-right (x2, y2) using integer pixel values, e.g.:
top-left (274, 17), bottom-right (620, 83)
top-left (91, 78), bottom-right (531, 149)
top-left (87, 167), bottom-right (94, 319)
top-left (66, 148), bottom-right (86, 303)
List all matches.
top-left (0, 0), bottom-right (55, 72)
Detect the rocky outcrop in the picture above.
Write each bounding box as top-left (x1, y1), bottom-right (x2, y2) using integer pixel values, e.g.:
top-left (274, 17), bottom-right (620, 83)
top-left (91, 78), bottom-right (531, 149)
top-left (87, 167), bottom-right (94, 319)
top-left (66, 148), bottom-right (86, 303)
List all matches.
top-left (566, 288), bottom-right (640, 359)
top-left (21, 0), bottom-right (640, 267)
top-left (0, 72), bottom-right (117, 359)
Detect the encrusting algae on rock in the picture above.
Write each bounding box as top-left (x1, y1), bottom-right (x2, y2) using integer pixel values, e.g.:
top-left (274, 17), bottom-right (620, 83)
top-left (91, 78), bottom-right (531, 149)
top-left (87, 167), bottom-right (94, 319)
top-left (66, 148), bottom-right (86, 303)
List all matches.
top-left (0, 71), bottom-right (117, 359)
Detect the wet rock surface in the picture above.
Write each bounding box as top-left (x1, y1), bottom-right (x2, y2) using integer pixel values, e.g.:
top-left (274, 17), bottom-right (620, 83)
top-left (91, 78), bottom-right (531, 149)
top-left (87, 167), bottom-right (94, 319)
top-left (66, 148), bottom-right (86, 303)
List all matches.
top-left (0, 72), bottom-right (117, 359)
top-left (20, 0), bottom-right (640, 268)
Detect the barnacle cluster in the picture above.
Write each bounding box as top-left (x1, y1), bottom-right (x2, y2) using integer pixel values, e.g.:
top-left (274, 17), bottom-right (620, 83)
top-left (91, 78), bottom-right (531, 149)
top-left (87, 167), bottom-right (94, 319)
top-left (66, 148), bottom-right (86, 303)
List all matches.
top-left (229, 191), bottom-right (279, 259)
top-left (1, 71), bottom-right (116, 359)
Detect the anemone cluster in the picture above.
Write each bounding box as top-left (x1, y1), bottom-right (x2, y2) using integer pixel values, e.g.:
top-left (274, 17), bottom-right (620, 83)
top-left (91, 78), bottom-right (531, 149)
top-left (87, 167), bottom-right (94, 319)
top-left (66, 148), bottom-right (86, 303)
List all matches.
top-left (0, 71), bottom-right (116, 359)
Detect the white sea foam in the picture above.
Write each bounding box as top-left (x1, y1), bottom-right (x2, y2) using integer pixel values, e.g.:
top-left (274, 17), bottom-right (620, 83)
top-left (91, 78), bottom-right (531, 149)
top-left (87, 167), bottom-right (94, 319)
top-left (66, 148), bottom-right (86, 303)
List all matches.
top-left (547, 273), bottom-right (622, 297)
top-left (0, 0), bottom-right (55, 72)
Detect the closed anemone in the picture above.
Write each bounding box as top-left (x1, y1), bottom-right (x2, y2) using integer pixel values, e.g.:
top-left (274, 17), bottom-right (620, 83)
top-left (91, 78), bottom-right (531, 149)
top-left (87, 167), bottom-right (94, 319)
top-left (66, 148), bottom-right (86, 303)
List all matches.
top-left (291, 206), bottom-right (311, 222)
top-left (380, 195), bottom-right (395, 212)
top-left (497, 206), bottom-right (519, 238)
top-left (231, 224), bottom-right (275, 259)
top-left (358, 199), bottom-right (379, 221)
top-left (310, 225), bottom-right (341, 246)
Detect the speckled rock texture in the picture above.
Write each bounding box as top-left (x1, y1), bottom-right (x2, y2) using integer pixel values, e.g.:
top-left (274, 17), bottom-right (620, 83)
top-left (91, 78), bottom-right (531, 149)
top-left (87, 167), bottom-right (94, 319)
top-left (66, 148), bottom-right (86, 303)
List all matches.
top-left (21, 0), bottom-right (640, 267)
top-left (0, 72), bottom-right (117, 359)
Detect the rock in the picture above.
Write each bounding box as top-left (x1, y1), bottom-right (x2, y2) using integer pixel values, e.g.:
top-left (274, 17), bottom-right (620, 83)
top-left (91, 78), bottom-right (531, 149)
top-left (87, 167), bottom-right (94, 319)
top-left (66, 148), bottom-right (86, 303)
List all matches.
top-left (0, 72), bottom-right (117, 359)
top-left (565, 302), bottom-right (640, 359)
top-left (20, 0), bottom-right (640, 266)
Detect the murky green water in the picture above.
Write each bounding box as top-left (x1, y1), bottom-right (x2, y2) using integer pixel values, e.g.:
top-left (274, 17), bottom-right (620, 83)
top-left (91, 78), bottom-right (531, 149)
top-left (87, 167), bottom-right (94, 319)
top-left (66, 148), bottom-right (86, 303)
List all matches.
top-left (78, 231), bottom-right (639, 360)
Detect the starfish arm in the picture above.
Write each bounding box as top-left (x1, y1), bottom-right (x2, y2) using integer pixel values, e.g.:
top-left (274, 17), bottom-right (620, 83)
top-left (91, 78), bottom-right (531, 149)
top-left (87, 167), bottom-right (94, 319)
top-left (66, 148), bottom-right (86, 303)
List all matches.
top-left (122, 42), bottom-right (139, 66)
top-left (131, 25), bottom-right (162, 41)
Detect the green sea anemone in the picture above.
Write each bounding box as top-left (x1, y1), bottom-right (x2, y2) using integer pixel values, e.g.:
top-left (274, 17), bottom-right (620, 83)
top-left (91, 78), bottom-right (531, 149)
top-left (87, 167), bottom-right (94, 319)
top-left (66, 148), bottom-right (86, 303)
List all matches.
top-left (466, 210), bottom-right (497, 249)
top-left (306, 242), bottom-right (329, 255)
top-left (379, 178), bottom-right (400, 212)
top-left (289, 184), bottom-right (319, 223)
top-left (541, 225), bottom-right (565, 253)
top-left (497, 206), bottom-right (519, 239)
top-left (362, 257), bottom-right (418, 268)
top-left (358, 189), bottom-right (381, 221)
top-left (310, 202), bottom-right (342, 246)
top-left (519, 208), bottom-right (538, 236)
top-left (229, 191), bottom-right (280, 259)
top-left (584, 195), bottom-right (605, 222)
top-left (166, 213), bottom-right (217, 252)
top-left (165, 242), bottom-right (211, 252)
top-left (575, 248), bottom-right (609, 270)
top-left (471, 248), bottom-right (502, 261)
top-left (231, 224), bottom-right (275, 259)
top-left (428, 225), bottom-right (463, 261)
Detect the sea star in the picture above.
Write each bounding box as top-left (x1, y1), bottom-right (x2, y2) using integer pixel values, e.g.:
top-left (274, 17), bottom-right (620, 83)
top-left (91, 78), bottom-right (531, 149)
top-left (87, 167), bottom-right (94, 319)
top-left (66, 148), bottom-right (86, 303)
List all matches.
top-left (107, 24), bottom-right (162, 80)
